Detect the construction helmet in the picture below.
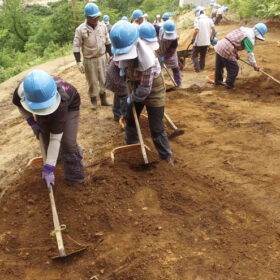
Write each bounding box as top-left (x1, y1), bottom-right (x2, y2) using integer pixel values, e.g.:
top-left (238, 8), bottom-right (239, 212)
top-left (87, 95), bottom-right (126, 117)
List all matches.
top-left (156, 14), bottom-right (160, 18)
top-left (195, 6), bottom-right (204, 16)
top-left (139, 22), bottom-right (157, 42)
top-left (162, 12), bottom-right (170, 20)
top-left (224, 6), bottom-right (229, 12)
top-left (132, 9), bottom-right (144, 19)
top-left (163, 20), bottom-right (175, 34)
top-left (210, 0), bottom-right (215, 5)
top-left (122, 16), bottom-right (128, 21)
top-left (85, 3), bottom-right (101, 18)
top-left (103, 15), bottom-right (110, 21)
top-left (254, 23), bottom-right (267, 41)
top-left (22, 69), bottom-right (60, 115)
top-left (110, 20), bottom-right (139, 55)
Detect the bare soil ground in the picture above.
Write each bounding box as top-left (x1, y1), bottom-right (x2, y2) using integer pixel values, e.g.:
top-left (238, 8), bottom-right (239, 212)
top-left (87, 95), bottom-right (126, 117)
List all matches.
top-left (1, 20), bottom-right (280, 280)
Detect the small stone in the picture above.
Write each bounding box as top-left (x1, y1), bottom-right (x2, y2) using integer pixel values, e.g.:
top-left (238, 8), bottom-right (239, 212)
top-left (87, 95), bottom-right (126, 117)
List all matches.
top-left (142, 207), bottom-right (148, 211)
top-left (94, 232), bottom-right (104, 236)
top-left (100, 269), bottom-right (104, 274)
top-left (46, 261), bottom-right (50, 265)
top-left (27, 199), bottom-right (35, 205)
top-left (157, 226), bottom-right (162, 230)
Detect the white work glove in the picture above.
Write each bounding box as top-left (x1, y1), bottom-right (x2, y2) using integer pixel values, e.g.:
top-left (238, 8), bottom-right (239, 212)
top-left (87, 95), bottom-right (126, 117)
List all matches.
top-left (77, 62), bottom-right (85, 74)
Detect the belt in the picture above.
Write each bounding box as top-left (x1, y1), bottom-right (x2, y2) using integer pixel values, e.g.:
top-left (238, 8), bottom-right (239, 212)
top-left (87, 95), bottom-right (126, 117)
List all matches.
top-left (86, 53), bottom-right (105, 59)
top-left (225, 37), bottom-right (237, 49)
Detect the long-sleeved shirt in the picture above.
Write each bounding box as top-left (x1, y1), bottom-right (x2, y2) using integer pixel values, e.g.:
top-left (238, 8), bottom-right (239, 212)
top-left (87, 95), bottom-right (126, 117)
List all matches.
top-left (73, 21), bottom-right (110, 59)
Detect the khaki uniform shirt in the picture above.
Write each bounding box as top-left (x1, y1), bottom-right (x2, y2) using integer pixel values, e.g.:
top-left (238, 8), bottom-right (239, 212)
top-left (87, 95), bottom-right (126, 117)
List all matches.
top-left (73, 21), bottom-right (110, 59)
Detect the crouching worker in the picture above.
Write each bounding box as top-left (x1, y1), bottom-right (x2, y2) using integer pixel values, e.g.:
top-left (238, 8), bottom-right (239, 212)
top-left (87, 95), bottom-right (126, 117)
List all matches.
top-left (214, 23), bottom-right (267, 89)
top-left (110, 20), bottom-right (173, 165)
top-left (12, 69), bottom-right (84, 186)
top-left (105, 57), bottom-right (128, 123)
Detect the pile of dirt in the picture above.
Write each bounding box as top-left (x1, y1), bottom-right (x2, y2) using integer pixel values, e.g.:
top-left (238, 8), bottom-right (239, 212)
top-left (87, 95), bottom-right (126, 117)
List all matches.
top-left (1, 20), bottom-right (280, 279)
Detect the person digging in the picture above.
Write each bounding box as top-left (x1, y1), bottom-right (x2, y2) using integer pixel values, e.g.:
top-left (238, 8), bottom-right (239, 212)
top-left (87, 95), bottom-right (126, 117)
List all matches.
top-left (12, 69), bottom-right (84, 187)
top-left (214, 23), bottom-right (268, 89)
top-left (110, 20), bottom-right (173, 165)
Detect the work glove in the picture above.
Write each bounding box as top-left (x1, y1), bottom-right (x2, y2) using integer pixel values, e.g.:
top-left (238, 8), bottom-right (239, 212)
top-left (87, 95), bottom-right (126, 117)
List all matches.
top-left (42, 164), bottom-right (55, 187)
top-left (27, 116), bottom-right (41, 139)
top-left (77, 62), bottom-right (85, 74)
top-left (160, 56), bottom-right (165, 63)
top-left (127, 96), bottom-right (132, 105)
top-left (254, 66), bottom-right (260, 72)
top-left (191, 39), bottom-right (195, 45)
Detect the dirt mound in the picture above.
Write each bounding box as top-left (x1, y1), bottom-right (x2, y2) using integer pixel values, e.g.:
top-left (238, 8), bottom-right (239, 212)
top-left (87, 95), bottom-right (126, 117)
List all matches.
top-left (1, 21), bottom-right (280, 279)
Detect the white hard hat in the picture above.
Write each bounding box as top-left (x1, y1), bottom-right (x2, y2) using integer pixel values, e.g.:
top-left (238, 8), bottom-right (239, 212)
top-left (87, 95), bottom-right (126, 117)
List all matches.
top-left (156, 14), bottom-right (160, 18)
top-left (144, 13), bottom-right (148, 17)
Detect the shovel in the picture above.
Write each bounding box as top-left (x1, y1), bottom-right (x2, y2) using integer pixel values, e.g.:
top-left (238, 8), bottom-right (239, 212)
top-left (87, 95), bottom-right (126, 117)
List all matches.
top-left (164, 113), bottom-right (184, 138)
top-left (110, 103), bottom-right (152, 165)
top-left (239, 58), bottom-right (280, 85)
top-left (38, 133), bottom-right (86, 260)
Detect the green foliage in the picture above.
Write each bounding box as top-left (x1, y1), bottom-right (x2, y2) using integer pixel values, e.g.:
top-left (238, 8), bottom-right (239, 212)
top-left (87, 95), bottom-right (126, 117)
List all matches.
top-left (176, 3), bottom-right (195, 15)
top-left (182, 18), bottom-right (193, 30)
top-left (224, 0), bottom-right (280, 19)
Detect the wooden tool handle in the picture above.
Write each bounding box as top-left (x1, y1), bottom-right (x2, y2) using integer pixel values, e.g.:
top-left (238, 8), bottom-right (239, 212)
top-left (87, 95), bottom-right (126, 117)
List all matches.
top-left (39, 133), bottom-right (66, 257)
top-left (163, 63), bottom-right (178, 87)
top-left (132, 104), bottom-right (149, 165)
top-left (164, 113), bottom-right (178, 131)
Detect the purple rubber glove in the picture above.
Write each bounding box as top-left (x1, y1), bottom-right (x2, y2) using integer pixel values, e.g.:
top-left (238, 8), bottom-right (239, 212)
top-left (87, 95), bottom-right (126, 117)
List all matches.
top-left (254, 66), bottom-right (260, 72)
top-left (27, 116), bottom-right (41, 139)
top-left (42, 164), bottom-right (55, 187)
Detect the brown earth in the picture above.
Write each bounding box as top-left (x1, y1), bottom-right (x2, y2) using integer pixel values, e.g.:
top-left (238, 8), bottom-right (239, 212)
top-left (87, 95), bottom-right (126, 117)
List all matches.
top-left (1, 19), bottom-right (280, 280)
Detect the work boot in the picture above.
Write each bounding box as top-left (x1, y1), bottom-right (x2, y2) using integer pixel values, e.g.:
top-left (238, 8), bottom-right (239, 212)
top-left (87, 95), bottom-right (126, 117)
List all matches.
top-left (100, 93), bottom-right (112, 106)
top-left (90, 97), bottom-right (97, 110)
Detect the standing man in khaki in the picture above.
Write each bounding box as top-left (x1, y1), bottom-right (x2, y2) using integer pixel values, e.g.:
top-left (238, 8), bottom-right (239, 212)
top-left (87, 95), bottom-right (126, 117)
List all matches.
top-left (73, 3), bottom-right (112, 110)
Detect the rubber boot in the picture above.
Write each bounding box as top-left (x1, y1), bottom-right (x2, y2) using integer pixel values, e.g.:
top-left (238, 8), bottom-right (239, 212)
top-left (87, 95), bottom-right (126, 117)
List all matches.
top-left (90, 97), bottom-right (97, 110)
top-left (100, 93), bottom-right (112, 106)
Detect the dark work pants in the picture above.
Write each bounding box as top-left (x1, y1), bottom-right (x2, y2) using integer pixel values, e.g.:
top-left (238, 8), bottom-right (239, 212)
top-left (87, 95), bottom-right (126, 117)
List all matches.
top-left (125, 103), bottom-right (172, 160)
top-left (172, 67), bottom-right (181, 87)
top-left (214, 14), bottom-right (222, 25)
top-left (191, 46), bottom-right (208, 72)
top-left (215, 53), bottom-right (239, 88)
top-left (38, 110), bottom-right (84, 184)
top-left (112, 94), bottom-right (128, 119)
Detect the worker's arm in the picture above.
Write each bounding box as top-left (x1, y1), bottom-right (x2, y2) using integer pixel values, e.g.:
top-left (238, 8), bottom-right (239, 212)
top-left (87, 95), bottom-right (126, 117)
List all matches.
top-left (242, 37), bottom-right (258, 67)
top-left (210, 26), bottom-right (215, 40)
top-left (73, 28), bottom-right (85, 73)
top-left (191, 29), bottom-right (199, 44)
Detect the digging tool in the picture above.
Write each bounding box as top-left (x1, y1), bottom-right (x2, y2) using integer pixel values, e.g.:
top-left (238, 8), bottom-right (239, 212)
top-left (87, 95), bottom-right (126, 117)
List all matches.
top-left (164, 113), bottom-right (184, 138)
top-left (38, 133), bottom-right (86, 260)
top-left (239, 58), bottom-right (280, 85)
top-left (162, 63), bottom-right (178, 88)
top-left (132, 103), bottom-right (149, 165)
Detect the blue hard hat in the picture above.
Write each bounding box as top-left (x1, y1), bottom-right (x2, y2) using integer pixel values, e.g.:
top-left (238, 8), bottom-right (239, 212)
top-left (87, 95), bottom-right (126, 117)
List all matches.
top-left (122, 16), bottom-right (128, 21)
top-left (132, 9), bottom-right (144, 19)
top-left (162, 12), bottom-right (170, 20)
top-left (212, 37), bottom-right (218, 45)
top-left (139, 22), bottom-right (157, 42)
top-left (23, 69), bottom-right (58, 111)
top-left (254, 23), bottom-right (267, 40)
top-left (163, 20), bottom-right (175, 34)
top-left (210, 0), bottom-right (215, 5)
top-left (195, 6), bottom-right (204, 15)
top-left (85, 3), bottom-right (101, 18)
top-left (103, 15), bottom-right (109, 21)
top-left (224, 6), bottom-right (229, 11)
top-left (110, 20), bottom-right (139, 55)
